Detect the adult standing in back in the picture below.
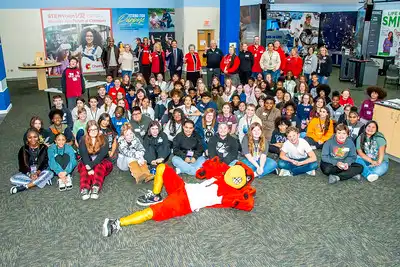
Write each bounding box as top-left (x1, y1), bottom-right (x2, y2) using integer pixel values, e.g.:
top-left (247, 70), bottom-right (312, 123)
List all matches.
top-left (284, 48), bottom-right (303, 79)
top-left (118, 44), bottom-right (135, 78)
top-left (260, 43), bottom-right (281, 83)
top-left (136, 37), bottom-right (152, 82)
top-left (149, 42), bottom-right (166, 78)
top-left (101, 37), bottom-right (120, 78)
top-left (184, 44), bottom-right (202, 85)
top-left (316, 46), bottom-right (332, 84)
top-left (203, 40), bottom-right (224, 88)
top-left (248, 36), bottom-right (265, 78)
top-left (274, 40), bottom-right (286, 76)
top-left (220, 46), bottom-right (241, 86)
top-left (166, 40), bottom-right (183, 78)
top-left (238, 43), bottom-right (254, 85)
top-left (303, 46), bottom-right (317, 82)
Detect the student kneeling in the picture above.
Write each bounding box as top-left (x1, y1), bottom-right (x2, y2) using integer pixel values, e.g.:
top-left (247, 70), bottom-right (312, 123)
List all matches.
top-left (278, 126), bottom-right (318, 176)
top-left (320, 124), bottom-right (363, 184)
top-left (117, 123), bottom-right (153, 183)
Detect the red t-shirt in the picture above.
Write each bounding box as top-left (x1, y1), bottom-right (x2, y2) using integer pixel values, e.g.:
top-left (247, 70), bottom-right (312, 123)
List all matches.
top-left (339, 96), bottom-right (354, 106)
top-left (141, 45), bottom-right (151, 65)
top-left (63, 67), bottom-right (83, 98)
top-left (248, 45), bottom-right (265, 73)
top-left (108, 86), bottom-right (126, 103)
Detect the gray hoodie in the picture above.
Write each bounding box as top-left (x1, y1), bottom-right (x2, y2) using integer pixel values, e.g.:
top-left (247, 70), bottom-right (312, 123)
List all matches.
top-left (321, 136), bottom-right (357, 166)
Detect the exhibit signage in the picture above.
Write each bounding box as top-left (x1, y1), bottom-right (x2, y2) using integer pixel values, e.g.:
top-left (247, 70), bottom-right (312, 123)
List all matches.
top-left (377, 9), bottom-right (400, 65)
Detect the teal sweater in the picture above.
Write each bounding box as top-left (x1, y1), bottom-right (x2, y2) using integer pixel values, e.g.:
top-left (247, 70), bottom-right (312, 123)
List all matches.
top-left (48, 144), bottom-right (77, 175)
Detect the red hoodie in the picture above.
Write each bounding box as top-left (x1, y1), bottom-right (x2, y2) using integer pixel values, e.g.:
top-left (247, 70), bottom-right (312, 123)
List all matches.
top-left (339, 96), bottom-right (354, 106)
top-left (284, 56), bottom-right (303, 78)
top-left (62, 67), bottom-right (84, 98)
top-left (150, 51), bottom-right (166, 73)
top-left (220, 54), bottom-right (240, 74)
top-left (185, 52), bottom-right (202, 72)
top-left (248, 44), bottom-right (265, 73)
top-left (108, 86), bottom-right (126, 103)
top-left (275, 47), bottom-right (286, 72)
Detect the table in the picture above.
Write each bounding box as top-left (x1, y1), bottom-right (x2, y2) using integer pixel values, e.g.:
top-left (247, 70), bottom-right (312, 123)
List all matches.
top-left (18, 63), bottom-right (61, 90)
top-left (44, 81), bottom-right (106, 109)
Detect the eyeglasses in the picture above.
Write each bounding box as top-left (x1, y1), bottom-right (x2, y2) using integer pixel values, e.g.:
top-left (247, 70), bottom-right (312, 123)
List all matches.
top-left (89, 128), bottom-right (98, 132)
top-left (132, 113), bottom-right (141, 116)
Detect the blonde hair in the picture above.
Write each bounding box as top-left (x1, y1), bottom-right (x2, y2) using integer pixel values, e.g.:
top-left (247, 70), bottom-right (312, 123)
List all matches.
top-left (121, 122), bottom-right (132, 136)
top-left (154, 42), bottom-right (162, 51)
top-left (248, 122), bottom-right (265, 155)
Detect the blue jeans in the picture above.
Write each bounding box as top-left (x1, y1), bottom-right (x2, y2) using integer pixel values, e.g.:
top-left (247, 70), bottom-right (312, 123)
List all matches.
top-left (172, 156), bottom-right (206, 176)
top-left (355, 156), bottom-right (389, 178)
top-left (264, 69), bottom-right (281, 83)
top-left (278, 159), bottom-right (318, 176)
top-left (241, 157), bottom-right (277, 177)
top-left (121, 70), bottom-right (133, 78)
top-left (10, 170), bottom-right (54, 188)
top-left (318, 75), bottom-right (329, 84)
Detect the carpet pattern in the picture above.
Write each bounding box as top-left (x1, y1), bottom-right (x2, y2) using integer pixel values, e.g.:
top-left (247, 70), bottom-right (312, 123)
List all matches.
top-left (0, 70), bottom-right (399, 266)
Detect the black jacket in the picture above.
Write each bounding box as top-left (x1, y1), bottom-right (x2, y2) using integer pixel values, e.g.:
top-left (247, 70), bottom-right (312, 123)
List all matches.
top-left (78, 137), bottom-right (109, 169)
top-left (166, 47), bottom-right (184, 71)
top-left (101, 45), bottom-right (120, 69)
top-left (173, 132), bottom-right (204, 160)
top-left (316, 55), bottom-right (332, 77)
top-left (202, 48), bottom-right (224, 69)
top-left (143, 132), bottom-right (171, 162)
top-left (18, 144), bottom-right (49, 174)
top-left (208, 134), bottom-right (239, 165)
top-left (238, 51), bottom-right (254, 72)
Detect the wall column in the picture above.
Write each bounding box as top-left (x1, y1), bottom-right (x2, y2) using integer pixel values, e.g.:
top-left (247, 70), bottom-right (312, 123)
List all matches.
top-left (219, 0), bottom-right (240, 54)
top-left (0, 36), bottom-right (11, 114)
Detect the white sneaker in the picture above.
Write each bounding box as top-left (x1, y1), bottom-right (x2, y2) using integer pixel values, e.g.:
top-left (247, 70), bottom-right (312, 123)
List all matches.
top-left (176, 168), bottom-right (181, 175)
top-left (279, 169), bottom-right (292, 177)
top-left (65, 175), bottom-right (73, 190)
top-left (58, 179), bottom-right (66, 191)
top-left (306, 170), bottom-right (316, 176)
top-left (367, 174), bottom-right (379, 182)
top-left (310, 146), bottom-right (317, 150)
top-left (91, 185), bottom-right (100, 199)
top-left (81, 189), bottom-right (91, 200)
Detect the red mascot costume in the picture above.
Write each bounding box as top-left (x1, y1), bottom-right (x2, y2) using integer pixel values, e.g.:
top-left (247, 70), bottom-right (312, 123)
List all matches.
top-left (103, 157), bottom-right (256, 237)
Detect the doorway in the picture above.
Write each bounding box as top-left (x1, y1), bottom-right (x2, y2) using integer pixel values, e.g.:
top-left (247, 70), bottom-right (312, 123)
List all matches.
top-left (197, 30), bottom-right (215, 67)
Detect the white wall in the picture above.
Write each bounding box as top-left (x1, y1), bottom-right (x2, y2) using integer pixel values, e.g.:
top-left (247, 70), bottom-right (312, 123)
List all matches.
top-left (0, 9), bottom-right (44, 79)
top-left (181, 7), bottom-right (220, 54)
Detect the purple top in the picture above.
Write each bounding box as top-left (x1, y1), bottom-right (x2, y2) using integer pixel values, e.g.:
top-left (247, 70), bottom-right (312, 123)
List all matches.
top-left (359, 99), bottom-right (375, 121)
top-left (216, 113), bottom-right (237, 131)
top-left (383, 38), bottom-right (393, 53)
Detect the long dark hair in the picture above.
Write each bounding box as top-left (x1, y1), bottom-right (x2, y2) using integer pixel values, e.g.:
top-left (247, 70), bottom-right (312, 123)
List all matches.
top-left (98, 113), bottom-right (117, 134)
top-left (319, 107), bottom-right (331, 134)
top-left (359, 120), bottom-right (385, 154)
top-left (388, 31), bottom-right (393, 43)
top-left (80, 28), bottom-right (103, 47)
top-left (147, 120), bottom-right (161, 137)
top-left (169, 108), bottom-right (185, 137)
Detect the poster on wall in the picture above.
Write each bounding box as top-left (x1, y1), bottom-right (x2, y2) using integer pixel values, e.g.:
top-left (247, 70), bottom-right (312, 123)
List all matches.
top-left (377, 10), bottom-right (400, 65)
top-left (240, 5), bottom-right (260, 44)
top-left (366, 10), bottom-right (383, 58)
top-left (355, 8), bottom-right (366, 57)
top-left (112, 8), bottom-right (149, 49)
top-left (148, 8), bottom-right (175, 50)
top-left (41, 9), bottom-right (112, 75)
top-left (319, 12), bottom-right (357, 54)
top-left (266, 12), bottom-right (320, 56)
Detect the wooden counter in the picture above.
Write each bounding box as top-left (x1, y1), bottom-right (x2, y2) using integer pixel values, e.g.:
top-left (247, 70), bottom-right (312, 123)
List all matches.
top-left (18, 63), bottom-right (61, 90)
top-left (373, 101), bottom-right (400, 161)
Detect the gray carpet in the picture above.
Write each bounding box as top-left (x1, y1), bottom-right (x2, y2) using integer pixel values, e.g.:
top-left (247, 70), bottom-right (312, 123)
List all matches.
top-left (0, 69), bottom-right (399, 266)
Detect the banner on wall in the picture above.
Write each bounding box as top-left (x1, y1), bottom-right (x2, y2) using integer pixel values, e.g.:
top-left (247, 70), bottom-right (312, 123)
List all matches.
top-left (377, 10), bottom-right (400, 65)
top-left (240, 5), bottom-right (260, 44)
top-left (148, 8), bottom-right (175, 51)
top-left (319, 12), bottom-right (357, 53)
top-left (41, 9), bottom-right (112, 75)
top-left (355, 8), bottom-right (366, 57)
top-left (112, 8), bottom-right (149, 48)
top-left (266, 12), bottom-right (320, 56)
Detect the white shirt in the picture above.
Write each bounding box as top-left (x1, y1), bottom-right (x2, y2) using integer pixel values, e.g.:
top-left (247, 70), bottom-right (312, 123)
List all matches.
top-left (281, 138), bottom-right (313, 160)
top-left (118, 51), bottom-right (135, 71)
top-left (109, 46), bottom-right (118, 67)
top-left (185, 178), bottom-right (222, 212)
top-left (260, 50), bottom-right (281, 71)
top-left (87, 107), bottom-right (101, 122)
top-left (72, 105), bottom-right (90, 122)
top-left (179, 105), bottom-right (200, 124)
top-left (156, 81), bottom-right (168, 91)
top-left (141, 106), bottom-right (155, 120)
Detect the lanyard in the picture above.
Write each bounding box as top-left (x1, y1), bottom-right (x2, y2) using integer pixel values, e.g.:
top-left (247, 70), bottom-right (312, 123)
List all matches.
top-left (90, 108), bottom-right (98, 120)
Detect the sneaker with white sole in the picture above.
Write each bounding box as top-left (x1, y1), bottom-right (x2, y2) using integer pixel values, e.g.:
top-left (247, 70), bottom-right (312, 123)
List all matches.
top-left (310, 145), bottom-right (317, 150)
top-left (328, 174), bottom-right (340, 184)
top-left (175, 168), bottom-right (181, 175)
top-left (306, 170), bottom-right (316, 176)
top-left (352, 174), bottom-right (362, 181)
top-left (81, 188), bottom-right (91, 200)
top-left (58, 179), bottom-right (66, 192)
top-left (137, 190), bottom-right (163, 206)
top-left (367, 174), bottom-right (379, 182)
top-left (10, 185), bottom-right (27, 195)
top-left (91, 185), bottom-right (100, 199)
top-left (103, 218), bottom-right (121, 237)
top-left (65, 175), bottom-right (73, 190)
top-left (278, 169), bottom-right (292, 177)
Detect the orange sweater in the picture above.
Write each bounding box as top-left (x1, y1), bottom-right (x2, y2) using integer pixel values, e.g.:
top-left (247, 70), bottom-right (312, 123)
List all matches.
top-left (306, 118), bottom-right (334, 142)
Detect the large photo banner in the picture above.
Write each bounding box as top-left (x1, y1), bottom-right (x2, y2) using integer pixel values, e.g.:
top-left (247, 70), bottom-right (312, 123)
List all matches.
top-left (377, 10), bottom-right (400, 65)
top-left (266, 12), bottom-right (320, 56)
top-left (41, 9), bottom-right (112, 75)
top-left (148, 8), bottom-right (176, 51)
top-left (112, 8), bottom-right (149, 48)
top-left (240, 5), bottom-right (260, 44)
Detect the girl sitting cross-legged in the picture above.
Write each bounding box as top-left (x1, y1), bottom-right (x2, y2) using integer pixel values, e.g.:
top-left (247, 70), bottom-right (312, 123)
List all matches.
top-left (10, 128), bottom-right (54, 194)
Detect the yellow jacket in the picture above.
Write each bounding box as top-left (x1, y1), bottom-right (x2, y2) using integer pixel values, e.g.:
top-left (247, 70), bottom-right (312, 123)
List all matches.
top-left (306, 117), bottom-right (334, 142)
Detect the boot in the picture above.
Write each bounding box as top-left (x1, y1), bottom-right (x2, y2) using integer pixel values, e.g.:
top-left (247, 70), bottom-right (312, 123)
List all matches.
top-left (129, 161), bottom-right (146, 184)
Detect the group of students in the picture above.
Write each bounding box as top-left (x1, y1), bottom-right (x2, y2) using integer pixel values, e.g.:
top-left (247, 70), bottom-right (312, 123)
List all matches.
top-left (10, 44), bottom-right (390, 200)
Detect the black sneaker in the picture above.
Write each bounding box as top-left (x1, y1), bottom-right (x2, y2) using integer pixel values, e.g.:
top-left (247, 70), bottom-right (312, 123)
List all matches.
top-left (136, 190), bottom-right (163, 206)
top-left (102, 218), bottom-right (121, 237)
top-left (10, 185), bottom-right (27, 195)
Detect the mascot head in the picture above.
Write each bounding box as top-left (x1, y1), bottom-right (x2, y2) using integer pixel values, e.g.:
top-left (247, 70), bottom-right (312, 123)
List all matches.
top-left (196, 157), bottom-right (254, 189)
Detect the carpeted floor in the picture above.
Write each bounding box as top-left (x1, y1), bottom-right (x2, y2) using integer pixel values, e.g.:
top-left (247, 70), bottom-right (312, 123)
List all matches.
top-left (0, 69), bottom-right (399, 266)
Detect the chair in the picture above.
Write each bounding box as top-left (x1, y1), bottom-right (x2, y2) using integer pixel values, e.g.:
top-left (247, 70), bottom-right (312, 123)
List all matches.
top-left (384, 64), bottom-right (399, 90)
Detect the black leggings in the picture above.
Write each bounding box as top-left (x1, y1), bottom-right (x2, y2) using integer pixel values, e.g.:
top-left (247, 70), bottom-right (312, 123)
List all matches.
top-left (320, 161), bottom-right (363, 180)
top-left (268, 144), bottom-right (281, 155)
top-left (304, 137), bottom-right (324, 149)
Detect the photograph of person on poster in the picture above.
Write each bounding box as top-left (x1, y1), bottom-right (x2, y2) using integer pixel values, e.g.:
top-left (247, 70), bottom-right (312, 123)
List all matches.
top-left (383, 31), bottom-right (393, 53)
top-left (148, 9), bottom-right (175, 32)
top-left (73, 28), bottom-right (103, 62)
